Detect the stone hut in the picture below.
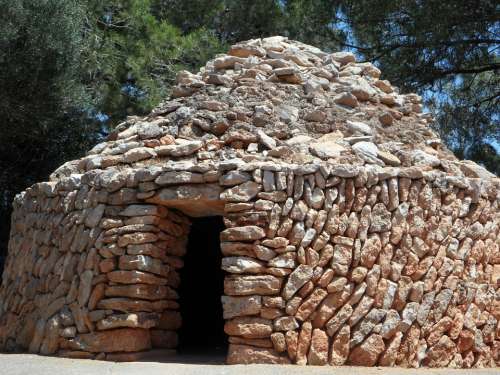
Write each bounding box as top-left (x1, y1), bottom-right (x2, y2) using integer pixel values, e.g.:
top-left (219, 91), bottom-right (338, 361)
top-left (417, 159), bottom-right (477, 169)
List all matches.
top-left (0, 36), bottom-right (499, 367)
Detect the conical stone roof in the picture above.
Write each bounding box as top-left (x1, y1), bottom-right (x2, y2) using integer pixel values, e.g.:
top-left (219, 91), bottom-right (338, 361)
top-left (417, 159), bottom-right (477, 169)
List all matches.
top-left (50, 36), bottom-right (496, 186)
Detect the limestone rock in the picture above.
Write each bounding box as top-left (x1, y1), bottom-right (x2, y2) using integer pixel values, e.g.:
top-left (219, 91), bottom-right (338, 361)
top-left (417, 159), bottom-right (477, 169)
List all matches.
top-left (224, 317), bottom-right (273, 338)
top-left (330, 324), bottom-right (350, 365)
top-left (225, 275), bottom-right (282, 296)
top-left (221, 226), bottom-right (266, 241)
top-left (307, 329), bottom-right (329, 365)
top-left (348, 333), bottom-right (385, 366)
top-left (227, 344), bottom-right (290, 364)
top-left (220, 181), bottom-right (261, 202)
top-left (346, 120), bottom-right (372, 135)
top-left (96, 313), bottom-right (159, 330)
top-left (283, 264), bottom-right (314, 300)
top-left (221, 295), bottom-right (262, 319)
top-left (67, 328), bottom-right (151, 353)
top-left (107, 271), bottom-right (167, 285)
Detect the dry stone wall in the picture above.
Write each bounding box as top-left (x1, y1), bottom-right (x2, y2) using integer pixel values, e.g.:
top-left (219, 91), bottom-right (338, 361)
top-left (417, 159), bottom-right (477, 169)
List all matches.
top-left (0, 161), bottom-right (498, 367)
top-left (0, 178), bottom-right (189, 361)
top-left (0, 36), bottom-right (499, 367)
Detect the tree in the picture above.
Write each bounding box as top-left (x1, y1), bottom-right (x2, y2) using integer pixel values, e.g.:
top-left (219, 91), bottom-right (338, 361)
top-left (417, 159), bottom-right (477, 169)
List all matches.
top-left (156, 0), bottom-right (346, 50)
top-left (81, 0), bottom-right (224, 124)
top-left (280, 0), bottom-right (345, 51)
top-left (0, 0), bottom-right (99, 272)
top-left (342, 0), bottom-right (499, 173)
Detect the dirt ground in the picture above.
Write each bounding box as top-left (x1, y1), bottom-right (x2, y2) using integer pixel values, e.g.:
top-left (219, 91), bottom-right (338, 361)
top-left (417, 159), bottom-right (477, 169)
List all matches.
top-left (1, 353), bottom-right (498, 375)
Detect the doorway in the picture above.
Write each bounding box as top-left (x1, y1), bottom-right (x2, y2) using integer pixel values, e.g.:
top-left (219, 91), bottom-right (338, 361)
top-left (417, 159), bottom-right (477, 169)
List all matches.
top-left (176, 215), bottom-right (227, 361)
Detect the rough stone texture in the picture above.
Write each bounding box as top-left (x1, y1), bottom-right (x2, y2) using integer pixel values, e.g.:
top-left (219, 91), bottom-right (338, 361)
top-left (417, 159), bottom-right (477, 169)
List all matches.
top-left (0, 36), bottom-right (498, 368)
top-left (226, 344), bottom-right (290, 364)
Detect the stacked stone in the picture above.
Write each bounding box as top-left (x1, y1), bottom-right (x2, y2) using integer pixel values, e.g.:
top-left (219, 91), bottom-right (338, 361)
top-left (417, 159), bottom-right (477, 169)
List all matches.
top-left (50, 36), bottom-right (464, 182)
top-left (0, 176), bottom-right (189, 360)
top-left (215, 163), bottom-right (499, 367)
top-left (0, 36), bottom-right (499, 367)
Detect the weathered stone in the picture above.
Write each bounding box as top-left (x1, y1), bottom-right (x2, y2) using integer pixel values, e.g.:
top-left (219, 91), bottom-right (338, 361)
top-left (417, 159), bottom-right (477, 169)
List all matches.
top-left (346, 120), bottom-right (372, 135)
top-left (349, 296), bottom-right (374, 327)
top-left (380, 309), bottom-right (401, 339)
top-left (378, 151), bottom-right (401, 167)
top-left (119, 204), bottom-right (166, 217)
top-left (295, 288), bottom-right (328, 321)
top-left (400, 302), bottom-right (419, 332)
top-left (105, 284), bottom-right (177, 300)
top-left (221, 295), bottom-right (262, 319)
top-left (227, 344), bottom-right (290, 364)
top-left (119, 255), bottom-right (168, 277)
top-left (369, 203), bottom-right (392, 232)
top-left (221, 257), bottom-right (266, 274)
top-left (107, 270), bottom-right (167, 285)
top-left (296, 321), bottom-right (312, 365)
top-left (84, 204), bottom-right (106, 228)
top-left (350, 308), bottom-right (386, 347)
top-left (307, 329), bottom-right (329, 365)
top-left (330, 324), bottom-right (350, 365)
top-left (67, 328), bottom-right (151, 353)
top-left (123, 147), bottom-right (156, 163)
top-left (40, 316), bottom-right (61, 355)
top-left (77, 270), bottom-right (93, 307)
top-left (155, 171), bottom-right (204, 185)
top-left (96, 313), bottom-right (159, 330)
top-left (257, 130), bottom-right (277, 150)
top-left (225, 275), bottom-right (282, 296)
top-left (224, 317), bottom-right (273, 338)
top-left (334, 92), bottom-right (358, 108)
top-left (283, 264), bottom-right (313, 300)
top-left (353, 142), bottom-right (383, 165)
top-left (270, 332), bottom-right (286, 353)
top-left (379, 331), bottom-right (403, 366)
top-left (360, 234), bottom-right (382, 268)
top-left (424, 335), bottom-right (456, 367)
top-left (348, 333), bottom-right (385, 366)
top-left (157, 311), bottom-right (182, 330)
top-left (221, 226), bottom-right (266, 241)
top-left (274, 316), bottom-right (299, 331)
top-left (96, 298), bottom-right (159, 312)
top-left (326, 304), bottom-right (353, 336)
top-left (117, 232), bottom-right (158, 247)
top-left (220, 181), bottom-right (261, 202)
top-left (220, 171), bottom-right (252, 186)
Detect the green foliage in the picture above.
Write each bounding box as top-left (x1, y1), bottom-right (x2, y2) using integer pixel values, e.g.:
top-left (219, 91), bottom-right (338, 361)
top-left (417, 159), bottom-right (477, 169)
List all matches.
top-left (342, 0), bottom-right (499, 171)
top-left (281, 0), bottom-right (344, 51)
top-left (430, 71), bottom-right (499, 172)
top-left (0, 0), bottom-right (99, 267)
top-left (156, 0), bottom-right (346, 50)
top-left (82, 0), bottom-right (224, 123)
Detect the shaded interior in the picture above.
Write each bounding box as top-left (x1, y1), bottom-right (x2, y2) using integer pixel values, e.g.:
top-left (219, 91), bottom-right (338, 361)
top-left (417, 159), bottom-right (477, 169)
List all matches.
top-left (177, 215), bottom-right (227, 357)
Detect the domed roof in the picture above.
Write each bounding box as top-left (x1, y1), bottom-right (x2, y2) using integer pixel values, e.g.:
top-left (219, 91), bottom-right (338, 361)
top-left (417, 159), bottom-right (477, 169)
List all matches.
top-left (50, 36), bottom-right (496, 183)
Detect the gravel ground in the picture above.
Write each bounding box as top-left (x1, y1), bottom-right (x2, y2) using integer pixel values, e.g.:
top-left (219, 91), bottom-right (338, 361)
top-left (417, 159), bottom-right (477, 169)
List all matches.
top-left (1, 353), bottom-right (498, 375)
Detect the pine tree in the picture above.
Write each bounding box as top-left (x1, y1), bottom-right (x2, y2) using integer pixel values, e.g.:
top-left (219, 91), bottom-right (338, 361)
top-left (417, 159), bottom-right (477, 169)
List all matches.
top-left (342, 0), bottom-right (499, 173)
top-left (82, 0), bottom-right (224, 123)
top-left (0, 0), bottom-right (98, 271)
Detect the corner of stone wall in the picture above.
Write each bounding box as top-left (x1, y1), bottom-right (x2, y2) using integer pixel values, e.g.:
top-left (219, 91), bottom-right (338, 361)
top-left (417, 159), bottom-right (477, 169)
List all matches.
top-left (0, 175), bottom-right (191, 360)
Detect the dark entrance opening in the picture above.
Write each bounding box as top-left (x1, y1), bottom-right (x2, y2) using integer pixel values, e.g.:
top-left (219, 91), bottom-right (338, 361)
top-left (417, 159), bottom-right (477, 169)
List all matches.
top-left (177, 215), bottom-right (227, 361)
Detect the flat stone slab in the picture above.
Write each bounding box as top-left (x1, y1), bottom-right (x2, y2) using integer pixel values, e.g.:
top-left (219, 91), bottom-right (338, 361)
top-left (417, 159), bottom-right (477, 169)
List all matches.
top-left (1, 354), bottom-right (498, 375)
